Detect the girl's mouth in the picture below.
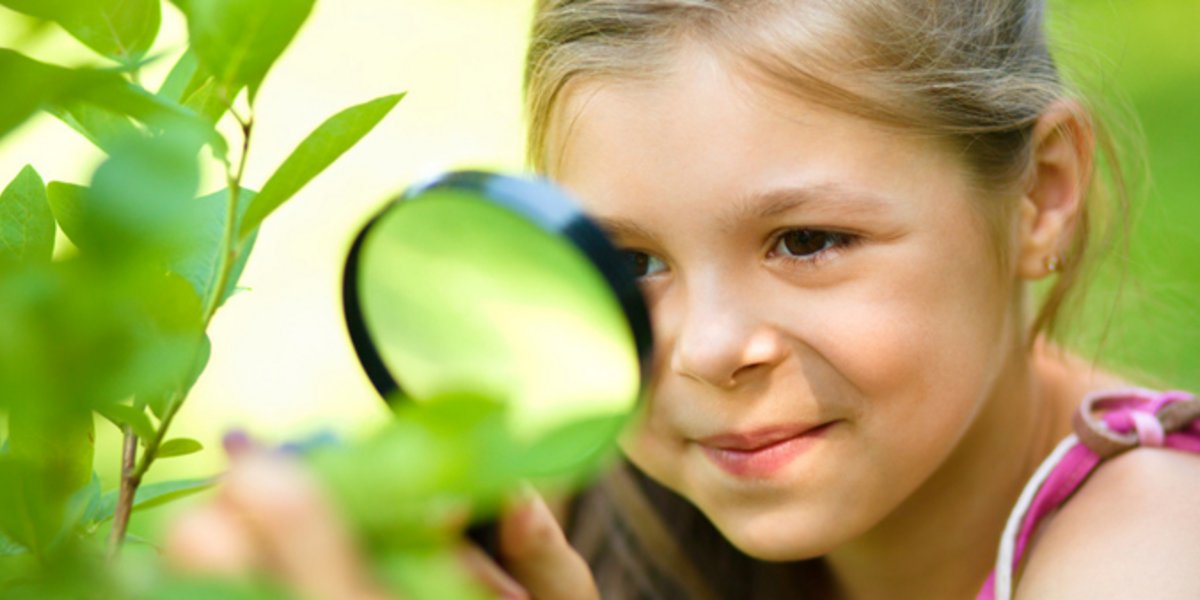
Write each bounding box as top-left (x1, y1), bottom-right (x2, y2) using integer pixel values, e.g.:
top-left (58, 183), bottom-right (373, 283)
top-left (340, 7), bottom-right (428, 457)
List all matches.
top-left (696, 422), bottom-right (836, 479)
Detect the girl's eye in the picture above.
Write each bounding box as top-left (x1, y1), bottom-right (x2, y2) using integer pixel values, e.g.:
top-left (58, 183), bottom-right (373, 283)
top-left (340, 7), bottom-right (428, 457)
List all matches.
top-left (623, 250), bottom-right (667, 278)
top-left (772, 229), bottom-right (856, 263)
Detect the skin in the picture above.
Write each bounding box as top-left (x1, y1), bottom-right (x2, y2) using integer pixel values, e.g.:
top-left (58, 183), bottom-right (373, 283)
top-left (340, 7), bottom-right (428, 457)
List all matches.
top-left (166, 40), bottom-right (1200, 600)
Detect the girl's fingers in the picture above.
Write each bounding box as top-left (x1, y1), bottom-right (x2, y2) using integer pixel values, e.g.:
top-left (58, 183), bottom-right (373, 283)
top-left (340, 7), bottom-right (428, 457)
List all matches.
top-left (497, 492), bottom-right (599, 600)
top-left (456, 543), bottom-right (530, 600)
top-left (164, 503), bottom-right (258, 576)
top-left (215, 452), bottom-right (393, 600)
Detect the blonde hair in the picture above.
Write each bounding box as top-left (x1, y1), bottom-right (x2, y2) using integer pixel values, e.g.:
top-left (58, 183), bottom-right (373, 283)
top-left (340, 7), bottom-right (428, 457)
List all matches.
top-left (524, 0), bottom-right (1132, 343)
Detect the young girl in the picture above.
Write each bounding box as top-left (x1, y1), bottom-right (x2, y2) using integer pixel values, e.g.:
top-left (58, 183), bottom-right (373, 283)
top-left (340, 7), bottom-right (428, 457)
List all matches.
top-left (167, 1), bottom-right (1200, 598)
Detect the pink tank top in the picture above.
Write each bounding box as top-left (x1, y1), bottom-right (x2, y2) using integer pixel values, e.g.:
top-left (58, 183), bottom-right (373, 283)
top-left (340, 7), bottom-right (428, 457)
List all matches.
top-left (977, 388), bottom-right (1200, 599)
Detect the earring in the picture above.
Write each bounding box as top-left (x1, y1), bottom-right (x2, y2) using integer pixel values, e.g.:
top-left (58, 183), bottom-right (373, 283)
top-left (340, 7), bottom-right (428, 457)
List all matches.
top-left (1044, 255), bottom-right (1062, 273)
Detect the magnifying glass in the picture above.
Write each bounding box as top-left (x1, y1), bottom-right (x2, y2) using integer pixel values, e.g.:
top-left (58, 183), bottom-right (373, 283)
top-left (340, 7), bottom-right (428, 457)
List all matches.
top-left (341, 171), bottom-right (653, 550)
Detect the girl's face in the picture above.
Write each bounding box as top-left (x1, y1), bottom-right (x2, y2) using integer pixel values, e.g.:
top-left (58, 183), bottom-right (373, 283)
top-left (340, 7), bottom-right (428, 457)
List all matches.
top-left (551, 46), bottom-right (1023, 560)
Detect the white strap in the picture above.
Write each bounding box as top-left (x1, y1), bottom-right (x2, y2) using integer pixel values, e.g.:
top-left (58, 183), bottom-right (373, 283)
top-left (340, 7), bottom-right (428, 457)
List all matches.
top-left (992, 433), bottom-right (1079, 600)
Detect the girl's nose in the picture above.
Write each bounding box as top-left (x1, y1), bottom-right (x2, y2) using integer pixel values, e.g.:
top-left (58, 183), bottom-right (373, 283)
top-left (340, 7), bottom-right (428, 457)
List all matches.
top-left (669, 282), bottom-right (788, 389)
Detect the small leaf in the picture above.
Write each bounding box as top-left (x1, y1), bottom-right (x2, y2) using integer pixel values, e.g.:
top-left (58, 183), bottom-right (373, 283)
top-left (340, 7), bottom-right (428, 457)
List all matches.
top-left (95, 477), bottom-right (217, 521)
top-left (0, 165), bottom-right (55, 264)
top-left (170, 188), bottom-right (257, 302)
top-left (97, 403), bottom-right (156, 440)
top-left (180, 0), bottom-right (316, 103)
top-left (148, 334), bottom-right (210, 420)
top-left (45, 181), bottom-right (86, 247)
top-left (0, 0), bottom-right (161, 63)
top-left (49, 102), bottom-right (143, 154)
top-left (158, 49), bottom-right (200, 101)
top-left (239, 93), bottom-right (404, 238)
top-left (157, 438), bottom-right (204, 458)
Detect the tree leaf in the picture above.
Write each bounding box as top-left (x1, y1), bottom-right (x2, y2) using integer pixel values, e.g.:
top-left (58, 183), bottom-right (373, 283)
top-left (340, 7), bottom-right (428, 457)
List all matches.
top-left (48, 102), bottom-right (143, 154)
top-left (0, 49), bottom-right (224, 155)
top-left (158, 49), bottom-right (200, 101)
top-left (44, 181), bottom-right (86, 247)
top-left (180, 0), bottom-right (316, 103)
top-left (0, 0), bottom-right (161, 63)
top-left (239, 93), bottom-right (404, 238)
top-left (95, 477), bottom-right (217, 522)
top-left (96, 403), bottom-right (156, 441)
top-left (169, 187), bottom-right (257, 303)
top-left (0, 165), bottom-right (55, 265)
top-left (147, 334), bottom-right (210, 420)
top-left (156, 438), bottom-right (203, 458)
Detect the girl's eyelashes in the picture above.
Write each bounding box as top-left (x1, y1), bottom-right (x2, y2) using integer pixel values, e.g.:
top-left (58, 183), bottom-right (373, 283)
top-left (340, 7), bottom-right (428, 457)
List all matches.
top-left (769, 228), bottom-right (860, 267)
top-left (618, 228), bottom-right (859, 279)
top-left (622, 249), bottom-right (667, 278)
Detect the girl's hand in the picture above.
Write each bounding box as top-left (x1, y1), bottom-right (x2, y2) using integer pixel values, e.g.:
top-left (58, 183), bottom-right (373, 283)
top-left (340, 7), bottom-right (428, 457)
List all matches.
top-left (164, 451), bottom-right (599, 600)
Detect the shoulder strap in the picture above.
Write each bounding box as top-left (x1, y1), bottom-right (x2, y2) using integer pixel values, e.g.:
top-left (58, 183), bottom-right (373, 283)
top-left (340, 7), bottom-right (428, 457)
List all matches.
top-left (979, 389), bottom-right (1200, 600)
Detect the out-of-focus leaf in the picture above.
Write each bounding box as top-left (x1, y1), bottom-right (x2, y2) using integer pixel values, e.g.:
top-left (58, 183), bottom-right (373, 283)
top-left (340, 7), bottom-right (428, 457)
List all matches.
top-left (97, 403), bottom-right (155, 441)
top-left (63, 472), bottom-right (102, 533)
top-left (77, 125), bottom-right (205, 258)
top-left (49, 102), bottom-right (142, 154)
top-left (376, 549), bottom-right (491, 600)
top-left (44, 182), bottom-right (85, 246)
top-left (180, 77), bottom-right (228, 124)
top-left (156, 438), bottom-right (203, 458)
top-left (157, 49), bottom-right (199, 101)
top-left (0, 0), bottom-right (161, 63)
top-left (169, 188), bottom-right (258, 304)
top-left (0, 48), bottom-right (104, 139)
top-left (239, 93), bottom-right (403, 238)
top-left (0, 165), bottom-right (54, 265)
top-left (0, 49), bottom-right (223, 154)
top-left (0, 532), bottom-right (25, 556)
top-left (4, 403), bottom-right (95, 504)
top-left (179, 0), bottom-right (316, 103)
top-left (95, 477), bottom-right (217, 522)
top-left (147, 334), bottom-right (210, 421)
top-left (0, 458), bottom-right (62, 556)
top-left (515, 412), bottom-right (626, 481)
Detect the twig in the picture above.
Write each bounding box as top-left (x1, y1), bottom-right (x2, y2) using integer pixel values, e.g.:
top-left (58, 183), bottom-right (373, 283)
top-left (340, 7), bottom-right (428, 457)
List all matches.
top-left (107, 426), bottom-right (139, 559)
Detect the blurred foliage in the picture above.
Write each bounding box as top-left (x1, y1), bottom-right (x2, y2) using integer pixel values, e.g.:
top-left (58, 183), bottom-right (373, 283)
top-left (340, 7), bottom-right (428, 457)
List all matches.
top-left (1049, 0), bottom-right (1200, 390)
top-left (0, 0), bottom-right (508, 597)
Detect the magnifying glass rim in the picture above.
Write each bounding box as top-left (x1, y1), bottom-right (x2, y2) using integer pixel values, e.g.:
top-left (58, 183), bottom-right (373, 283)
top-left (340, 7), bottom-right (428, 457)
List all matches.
top-left (342, 170), bottom-right (654, 405)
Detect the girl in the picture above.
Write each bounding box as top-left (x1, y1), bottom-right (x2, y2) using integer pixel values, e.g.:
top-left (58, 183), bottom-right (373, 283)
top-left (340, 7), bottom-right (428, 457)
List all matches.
top-left (168, 1), bottom-right (1200, 598)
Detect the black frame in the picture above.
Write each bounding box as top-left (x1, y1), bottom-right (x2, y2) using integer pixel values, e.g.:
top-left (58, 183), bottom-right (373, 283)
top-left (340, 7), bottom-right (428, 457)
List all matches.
top-left (341, 170), bottom-right (654, 405)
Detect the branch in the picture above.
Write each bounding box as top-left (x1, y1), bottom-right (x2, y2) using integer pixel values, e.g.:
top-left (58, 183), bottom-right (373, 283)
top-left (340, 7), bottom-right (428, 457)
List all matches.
top-left (107, 426), bottom-right (139, 559)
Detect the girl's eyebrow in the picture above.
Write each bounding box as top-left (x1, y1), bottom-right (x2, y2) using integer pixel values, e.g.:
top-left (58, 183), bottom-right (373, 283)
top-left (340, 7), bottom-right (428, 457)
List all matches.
top-left (732, 183), bottom-right (893, 223)
top-left (591, 215), bottom-right (659, 244)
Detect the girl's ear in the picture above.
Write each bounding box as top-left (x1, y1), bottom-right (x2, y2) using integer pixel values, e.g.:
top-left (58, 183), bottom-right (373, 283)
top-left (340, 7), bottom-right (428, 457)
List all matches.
top-left (1016, 99), bottom-right (1094, 279)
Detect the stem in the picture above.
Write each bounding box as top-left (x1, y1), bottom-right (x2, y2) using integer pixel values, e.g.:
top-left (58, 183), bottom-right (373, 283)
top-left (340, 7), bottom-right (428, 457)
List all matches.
top-left (202, 114), bottom-right (253, 323)
top-left (107, 426), bottom-right (140, 559)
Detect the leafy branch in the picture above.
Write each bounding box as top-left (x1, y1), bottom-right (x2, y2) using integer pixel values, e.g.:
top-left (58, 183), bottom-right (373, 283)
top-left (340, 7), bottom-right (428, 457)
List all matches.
top-left (0, 0), bottom-right (402, 586)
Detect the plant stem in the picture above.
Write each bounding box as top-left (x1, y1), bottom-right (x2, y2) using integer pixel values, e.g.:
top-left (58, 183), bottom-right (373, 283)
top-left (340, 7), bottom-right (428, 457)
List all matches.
top-left (107, 426), bottom-right (139, 559)
top-left (202, 114), bottom-right (253, 323)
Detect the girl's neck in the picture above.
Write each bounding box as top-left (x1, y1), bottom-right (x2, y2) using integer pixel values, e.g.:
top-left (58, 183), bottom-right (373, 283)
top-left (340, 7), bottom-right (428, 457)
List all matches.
top-left (821, 339), bottom-right (1086, 600)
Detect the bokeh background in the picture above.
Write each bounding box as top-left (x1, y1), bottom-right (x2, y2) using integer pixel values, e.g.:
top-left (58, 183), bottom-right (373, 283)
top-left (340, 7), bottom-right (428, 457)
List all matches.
top-left (0, 0), bottom-right (1197, 522)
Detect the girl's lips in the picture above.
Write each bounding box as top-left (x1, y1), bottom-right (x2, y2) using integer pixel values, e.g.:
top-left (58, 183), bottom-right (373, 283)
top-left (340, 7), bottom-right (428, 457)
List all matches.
top-left (697, 422), bottom-right (835, 479)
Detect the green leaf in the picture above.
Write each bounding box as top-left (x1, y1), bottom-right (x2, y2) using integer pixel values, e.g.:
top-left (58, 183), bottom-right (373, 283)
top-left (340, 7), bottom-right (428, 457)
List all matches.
top-left (157, 438), bottom-right (203, 459)
top-left (0, 0), bottom-right (161, 63)
top-left (239, 93), bottom-right (404, 238)
top-left (147, 334), bottom-right (210, 420)
top-left (180, 0), bottom-right (316, 103)
top-left (170, 188), bottom-right (258, 303)
top-left (0, 48), bottom-right (99, 139)
top-left (0, 49), bottom-right (223, 154)
top-left (44, 181), bottom-right (86, 246)
top-left (0, 165), bottom-right (55, 265)
top-left (49, 102), bottom-right (143, 154)
top-left (158, 49), bottom-right (200, 101)
top-left (95, 477), bottom-right (217, 521)
top-left (97, 403), bottom-right (156, 440)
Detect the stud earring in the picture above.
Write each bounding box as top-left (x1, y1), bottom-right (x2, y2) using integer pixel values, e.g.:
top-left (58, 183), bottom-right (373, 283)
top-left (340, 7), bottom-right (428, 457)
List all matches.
top-left (1044, 255), bottom-right (1062, 273)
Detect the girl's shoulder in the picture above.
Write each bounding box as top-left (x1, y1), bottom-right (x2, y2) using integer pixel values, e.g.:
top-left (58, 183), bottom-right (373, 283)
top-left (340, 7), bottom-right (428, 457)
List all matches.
top-left (1016, 442), bottom-right (1200, 598)
top-left (1010, 371), bottom-right (1200, 599)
